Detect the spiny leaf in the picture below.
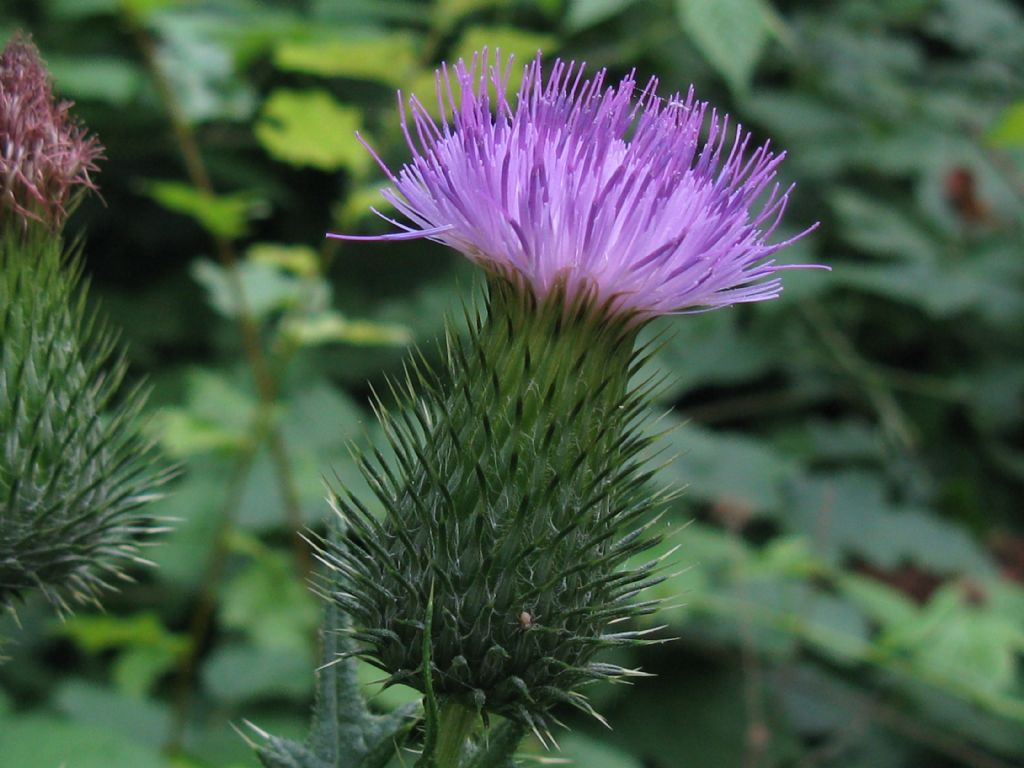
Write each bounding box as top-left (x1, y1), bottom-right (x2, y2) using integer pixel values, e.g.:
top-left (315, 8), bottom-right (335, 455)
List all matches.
top-left (255, 578), bottom-right (417, 768)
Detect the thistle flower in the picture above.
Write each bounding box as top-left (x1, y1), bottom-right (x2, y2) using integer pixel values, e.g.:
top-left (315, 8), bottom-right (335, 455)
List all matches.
top-left (0, 34), bottom-right (103, 230)
top-left (315, 52), bottom-right (821, 745)
top-left (330, 51), bottom-right (822, 320)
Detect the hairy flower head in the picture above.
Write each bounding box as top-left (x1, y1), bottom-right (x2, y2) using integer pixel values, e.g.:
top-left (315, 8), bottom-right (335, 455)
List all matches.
top-left (0, 34), bottom-right (103, 229)
top-left (331, 51), bottom-right (822, 319)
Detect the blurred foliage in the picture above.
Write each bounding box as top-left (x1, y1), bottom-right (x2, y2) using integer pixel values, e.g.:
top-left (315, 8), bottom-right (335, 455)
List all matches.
top-left (0, 0), bottom-right (1022, 766)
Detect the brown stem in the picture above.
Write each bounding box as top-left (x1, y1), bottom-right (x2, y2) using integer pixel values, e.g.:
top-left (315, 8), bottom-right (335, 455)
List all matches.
top-left (127, 13), bottom-right (309, 577)
top-left (727, 527), bottom-right (771, 768)
top-left (126, 12), bottom-right (314, 753)
top-left (800, 301), bottom-right (915, 449)
top-left (164, 425), bottom-right (261, 755)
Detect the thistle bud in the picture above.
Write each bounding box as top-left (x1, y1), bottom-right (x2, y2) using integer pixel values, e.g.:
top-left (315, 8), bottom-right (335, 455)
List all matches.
top-left (0, 34), bottom-right (102, 232)
top-left (317, 275), bottom-right (667, 734)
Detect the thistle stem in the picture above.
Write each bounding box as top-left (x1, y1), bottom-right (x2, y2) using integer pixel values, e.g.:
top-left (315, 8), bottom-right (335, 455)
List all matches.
top-left (123, 8), bottom-right (310, 581)
top-left (464, 720), bottom-right (527, 768)
top-left (434, 700), bottom-right (478, 768)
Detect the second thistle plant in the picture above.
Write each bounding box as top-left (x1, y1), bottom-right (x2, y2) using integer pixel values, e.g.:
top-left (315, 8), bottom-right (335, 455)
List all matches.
top-left (0, 36), bottom-right (165, 613)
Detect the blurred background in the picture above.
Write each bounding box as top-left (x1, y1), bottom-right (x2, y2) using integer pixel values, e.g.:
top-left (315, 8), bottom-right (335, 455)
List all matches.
top-left (1, 0), bottom-right (1022, 766)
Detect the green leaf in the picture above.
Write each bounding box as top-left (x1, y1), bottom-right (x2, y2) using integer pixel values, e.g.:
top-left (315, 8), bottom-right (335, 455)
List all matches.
top-left (59, 614), bottom-right (188, 696)
top-left (964, 362), bottom-right (1024, 432)
top-left (434, 0), bottom-right (506, 31)
top-left (896, 585), bottom-right (1024, 696)
top-left (451, 26), bottom-right (558, 68)
top-left (114, 645), bottom-right (181, 698)
top-left (149, 369), bottom-right (257, 458)
top-left (791, 591), bottom-right (872, 662)
top-left (273, 33), bottom-right (419, 86)
top-left (146, 12), bottom-right (257, 122)
top-left (219, 539), bottom-right (319, 651)
top-left (835, 260), bottom-right (1024, 319)
top-left (607, 663), bottom-right (799, 768)
top-left (334, 183), bottom-right (396, 229)
top-left (121, 0), bottom-right (195, 17)
top-left (48, 56), bottom-right (144, 105)
top-left (635, 312), bottom-right (776, 401)
top-left (774, 665), bottom-right (916, 765)
top-left (191, 258), bottom-right (308, 319)
top-left (775, 419), bottom-right (885, 464)
top-left (54, 680), bottom-right (172, 747)
top-left (146, 467), bottom-right (227, 585)
top-left (786, 472), bottom-right (996, 575)
top-left (248, 243), bottom-right (321, 278)
top-left (753, 535), bottom-right (823, 579)
top-left (61, 612), bottom-right (180, 653)
top-left (0, 716), bottom-right (164, 768)
top-left (988, 102), bottom-right (1024, 148)
top-left (203, 643), bottom-right (314, 703)
top-left (282, 310), bottom-right (413, 347)
top-left (48, 0), bottom-right (121, 16)
top-left (836, 573), bottom-right (920, 630)
top-left (927, 0), bottom-right (1024, 57)
top-left (566, 0), bottom-right (642, 31)
top-left (232, 381), bottom-right (378, 530)
top-left (255, 89), bottom-right (370, 173)
top-left (829, 189), bottom-right (938, 262)
top-left (660, 419), bottom-right (801, 514)
top-left (144, 180), bottom-right (259, 239)
top-left (675, 0), bottom-right (771, 93)
top-left (151, 407), bottom-right (248, 457)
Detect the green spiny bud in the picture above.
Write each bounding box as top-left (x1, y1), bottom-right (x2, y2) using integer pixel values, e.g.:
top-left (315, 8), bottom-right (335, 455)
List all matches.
top-left (316, 276), bottom-right (669, 735)
top-left (0, 230), bottom-right (167, 612)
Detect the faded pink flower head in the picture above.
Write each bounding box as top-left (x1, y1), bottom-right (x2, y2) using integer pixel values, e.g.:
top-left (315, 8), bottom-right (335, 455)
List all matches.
top-left (331, 51), bottom-right (824, 320)
top-left (0, 34), bottom-right (103, 230)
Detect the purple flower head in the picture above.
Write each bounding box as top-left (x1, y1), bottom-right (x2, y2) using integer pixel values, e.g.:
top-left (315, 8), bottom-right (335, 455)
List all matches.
top-left (0, 34), bottom-right (103, 230)
top-left (330, 51), bottom-right (823, 320)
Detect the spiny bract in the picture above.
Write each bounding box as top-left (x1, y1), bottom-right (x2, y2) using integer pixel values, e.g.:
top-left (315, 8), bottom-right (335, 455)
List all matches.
top-left (315, 277), bottom-right (672, 733)
top-left (0, 232), bottom-right (166, 612)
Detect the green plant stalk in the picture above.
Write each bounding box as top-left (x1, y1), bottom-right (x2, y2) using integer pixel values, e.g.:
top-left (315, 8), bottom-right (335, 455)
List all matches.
top-left (464, 720), bottom-right (527, 768)
top-left (434, 700), bottom-right (478, 768)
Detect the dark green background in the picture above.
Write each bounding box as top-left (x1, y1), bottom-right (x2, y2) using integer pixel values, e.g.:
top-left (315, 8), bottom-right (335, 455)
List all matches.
top-left (1, 0), bottom-right (1022, 766)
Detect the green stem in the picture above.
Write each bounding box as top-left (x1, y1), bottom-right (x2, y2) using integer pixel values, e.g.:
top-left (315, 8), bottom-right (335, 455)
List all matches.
top-left (434, 700), bottom-right (478, 768)
top-left (464, 720), bottom-right (527, 768)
